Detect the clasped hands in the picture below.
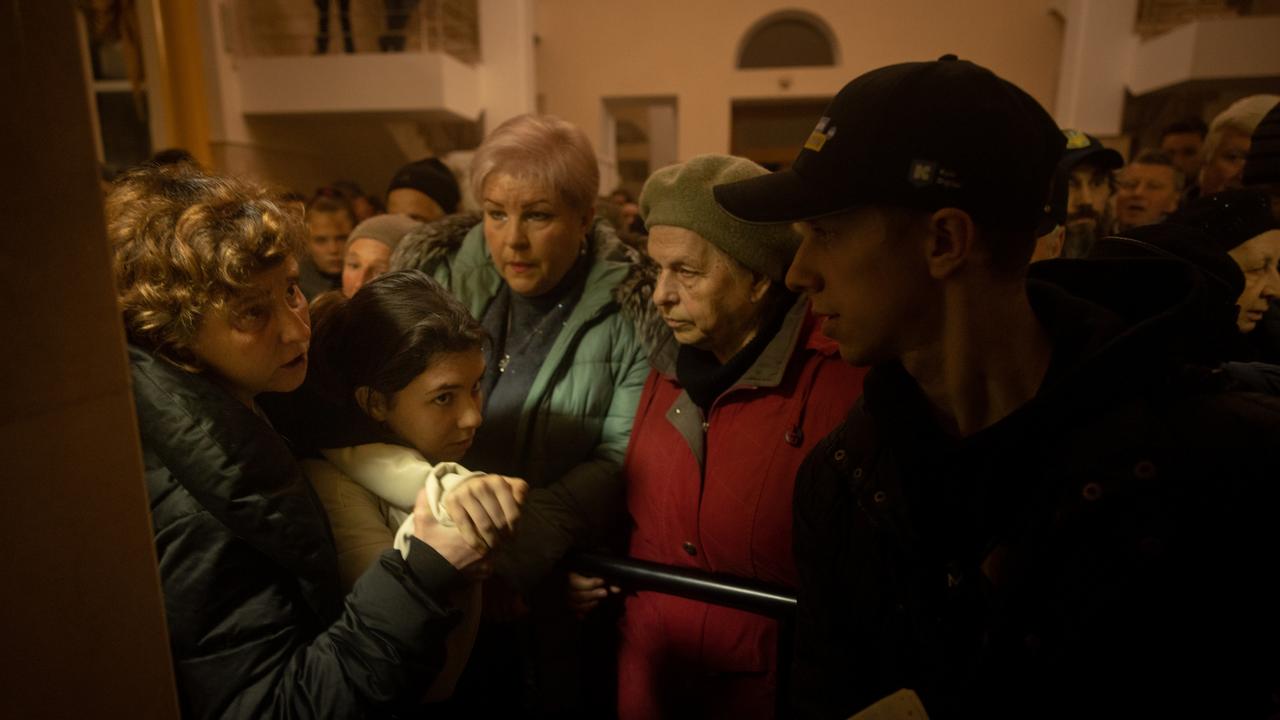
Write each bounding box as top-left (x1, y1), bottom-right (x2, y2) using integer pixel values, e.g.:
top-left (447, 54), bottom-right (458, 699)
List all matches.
top-left (413, 473), bottom-right (528, 575)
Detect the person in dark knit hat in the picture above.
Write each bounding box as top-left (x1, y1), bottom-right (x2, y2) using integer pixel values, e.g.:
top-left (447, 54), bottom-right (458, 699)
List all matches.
top-left (1160, 117), bottom-right (1208, 184)
top-left (570, 154), bottom-right (865, 720)
top-left (1244, 101), bottom-right (1280, 217)
top-left (1241, 102), bottom-right (1280, 361)
top-left (1089, 223), bottom-right (1280, 394)
top-left (341, 213), bottom-right (424, 297)
top-left (1090, 224), bottom-right (1246, 358)
top-left (1172, 189), bottom-right (1280, 339)
top-left (714, 55), bottom-right (1280, 718)
top-left (386, 157), bottom-right (461, 222)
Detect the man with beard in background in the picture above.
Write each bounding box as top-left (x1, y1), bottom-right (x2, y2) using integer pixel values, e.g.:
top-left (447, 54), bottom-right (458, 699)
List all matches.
top-left (1058, 129), bottom-right (1123, 257)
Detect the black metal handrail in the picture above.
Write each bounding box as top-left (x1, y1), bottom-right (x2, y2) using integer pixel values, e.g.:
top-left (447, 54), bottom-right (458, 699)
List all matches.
top-left (571, 552), bottom-right (797, 618)
top-left (569, 552), bottom-right (798, 717)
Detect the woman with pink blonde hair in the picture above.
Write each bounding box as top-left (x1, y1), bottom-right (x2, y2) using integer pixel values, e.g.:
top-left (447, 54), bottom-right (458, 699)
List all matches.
top-left (392, 113), bottom-right (657, 714)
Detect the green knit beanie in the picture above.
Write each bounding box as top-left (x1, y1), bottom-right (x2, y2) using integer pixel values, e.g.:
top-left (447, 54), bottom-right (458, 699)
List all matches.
top-left (639, 154), bottom-right (800, 280)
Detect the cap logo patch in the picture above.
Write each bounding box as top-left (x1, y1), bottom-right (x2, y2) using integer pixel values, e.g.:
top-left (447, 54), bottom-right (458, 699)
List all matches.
top-left (1063, 129), bottom-right (1091, 149)
top-left (804, 116), bottom-right (837, 152)
top-left (909, 160), bottom-right (937, 187)
top-left (909, 160), bottom-right (963, 189)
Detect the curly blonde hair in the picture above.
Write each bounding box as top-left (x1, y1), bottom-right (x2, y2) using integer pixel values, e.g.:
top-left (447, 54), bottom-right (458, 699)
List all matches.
top-left (108, 164), bottom-right (305, 371)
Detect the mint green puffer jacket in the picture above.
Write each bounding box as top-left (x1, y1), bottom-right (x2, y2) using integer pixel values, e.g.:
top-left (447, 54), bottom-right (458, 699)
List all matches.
top-left (392, 216), bottom-right (661, 592)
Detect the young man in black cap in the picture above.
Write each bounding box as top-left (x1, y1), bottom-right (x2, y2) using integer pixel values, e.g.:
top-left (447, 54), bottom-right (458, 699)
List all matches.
top-left (1244, 101), bottom-right (1280, 362)
top-left (1029, 165), bottom-right (1068, 262)
top-left (715, 55), bottom-right (1280, 718)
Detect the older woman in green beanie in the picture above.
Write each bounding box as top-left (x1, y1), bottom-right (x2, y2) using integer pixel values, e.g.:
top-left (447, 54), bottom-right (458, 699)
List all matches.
top-left (389, 113), bottom-right (653, 714)
top-left (570, 154), bottom-right (867, 719)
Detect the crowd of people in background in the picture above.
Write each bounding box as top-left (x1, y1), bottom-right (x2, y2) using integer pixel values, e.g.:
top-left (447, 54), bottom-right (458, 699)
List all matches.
top-left (1044, 94), bottom-right (1280, 373)
top-left (107, 54), bottom-right (1280, 719)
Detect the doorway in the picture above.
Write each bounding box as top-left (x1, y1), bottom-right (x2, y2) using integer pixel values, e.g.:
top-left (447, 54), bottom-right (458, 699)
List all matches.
top-left (602, 96), bottom-right (677, 198)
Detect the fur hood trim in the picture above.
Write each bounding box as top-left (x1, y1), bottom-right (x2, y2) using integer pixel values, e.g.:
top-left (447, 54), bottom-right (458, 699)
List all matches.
top-left (391, 215), bottom-right (672, 363)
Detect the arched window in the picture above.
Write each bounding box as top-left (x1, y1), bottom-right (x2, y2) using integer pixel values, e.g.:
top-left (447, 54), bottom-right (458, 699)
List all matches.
top-left (737, 11), bottom-right (838, 69)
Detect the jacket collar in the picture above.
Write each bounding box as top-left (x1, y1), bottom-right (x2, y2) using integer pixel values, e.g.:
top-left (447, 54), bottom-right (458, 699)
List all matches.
top-left (451, 218), bottom-right (633, 326)
top-left (397, 214), bottom-right (671, 362)
top-left (661, 295), bottom-right (838, 468)
top-left (860, 257), bottom-right (1206, 451)
top-left (655, 292), bottom-right (816, 387)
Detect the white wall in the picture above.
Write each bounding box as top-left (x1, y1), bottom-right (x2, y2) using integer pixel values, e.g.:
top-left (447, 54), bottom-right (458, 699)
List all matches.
top-left (479, 0), bottom-right (538, 131)
top-left (1052, 0), bottom-right (1137, 135)
top-left (1129, 15), bottom-right (1280, 96)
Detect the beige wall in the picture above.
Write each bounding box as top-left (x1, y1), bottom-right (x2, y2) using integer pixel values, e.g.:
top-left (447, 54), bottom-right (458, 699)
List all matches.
top-left (0, 2), bottom-right (180, 716)
top-left (209, 115), bottom-right (425, 198)
top-left (536, 0), bottom-right (1064, 165)
top-left (197, 0), bottom-right (512, 199)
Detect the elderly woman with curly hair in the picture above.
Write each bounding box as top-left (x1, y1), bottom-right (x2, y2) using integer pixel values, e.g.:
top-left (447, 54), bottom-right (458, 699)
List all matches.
top-left (109, 163), bottom-right (524, 719)
top-left (392, 113), bottom-right (653, 714)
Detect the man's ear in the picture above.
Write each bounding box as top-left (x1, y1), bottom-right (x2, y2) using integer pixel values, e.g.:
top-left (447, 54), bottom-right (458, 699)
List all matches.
top-left (749, 273), bottom-right (772, 303)
top-left (925, 208), bottom-right (976, 280)
top-left (355, 386), bottom-right (388, 421)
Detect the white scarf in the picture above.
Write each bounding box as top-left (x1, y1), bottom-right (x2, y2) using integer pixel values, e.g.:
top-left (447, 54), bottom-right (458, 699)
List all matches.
top-left (320, 443), bottom-right (484, 557)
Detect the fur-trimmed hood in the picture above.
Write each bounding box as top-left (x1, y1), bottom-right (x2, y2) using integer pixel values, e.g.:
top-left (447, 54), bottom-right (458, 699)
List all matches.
top-left (392, 214), bottom-right (671, 364)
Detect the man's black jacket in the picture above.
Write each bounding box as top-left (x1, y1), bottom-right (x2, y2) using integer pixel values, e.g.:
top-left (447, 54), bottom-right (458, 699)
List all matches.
top-left (791, 259), bottom-right (1280, 718)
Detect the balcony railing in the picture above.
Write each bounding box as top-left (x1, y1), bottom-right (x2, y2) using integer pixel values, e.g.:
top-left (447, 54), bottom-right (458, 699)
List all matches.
top-left (1134, 0), bottom-right (1279, 38)
top-left (230, 0), bottom-right (479, 64)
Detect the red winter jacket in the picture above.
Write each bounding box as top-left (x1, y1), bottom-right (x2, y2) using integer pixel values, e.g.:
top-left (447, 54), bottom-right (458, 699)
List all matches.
top-left (617, 298), bottom-right (865, 719)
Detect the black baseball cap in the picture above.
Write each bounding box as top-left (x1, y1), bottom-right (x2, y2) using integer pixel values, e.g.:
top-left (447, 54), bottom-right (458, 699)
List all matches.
top-left (1036, 166), bottom-right (1070, 237)
top-left (714, 55), bottom-right (1065, 231)
top-left (1057, 129), bottom-right (1124, 174)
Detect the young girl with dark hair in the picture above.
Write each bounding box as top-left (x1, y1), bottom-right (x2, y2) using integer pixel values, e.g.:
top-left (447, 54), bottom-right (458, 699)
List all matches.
top-left (295, 270), bottom-right (529, 699)
top-left (299, 270), bottom-right (528, 580)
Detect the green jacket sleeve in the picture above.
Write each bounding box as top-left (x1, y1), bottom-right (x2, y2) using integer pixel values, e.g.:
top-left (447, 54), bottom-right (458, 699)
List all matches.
top-left (493, 319), bottom-right (649, 593)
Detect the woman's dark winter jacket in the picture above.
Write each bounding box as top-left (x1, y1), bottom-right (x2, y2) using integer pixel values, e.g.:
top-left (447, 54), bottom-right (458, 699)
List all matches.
top-left (130, 346), bottom-right (464, 719)
top-left (791, 258), bottom-right (1280, 718)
